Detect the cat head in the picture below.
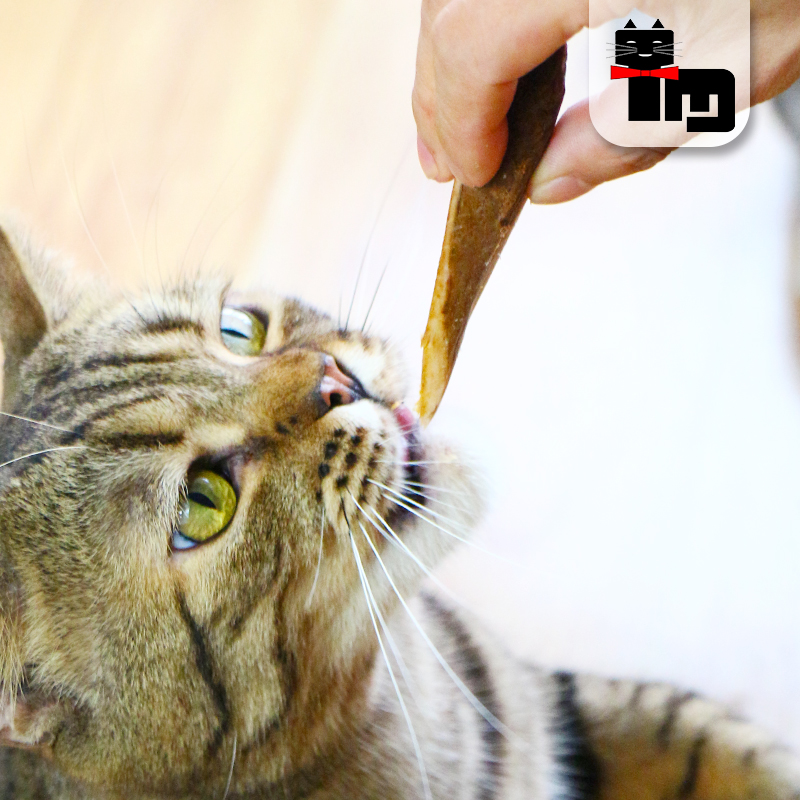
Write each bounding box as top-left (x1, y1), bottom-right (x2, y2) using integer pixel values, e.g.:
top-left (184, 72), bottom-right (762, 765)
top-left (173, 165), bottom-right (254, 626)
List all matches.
top-left (0, 224), bottom-right (482, 796)
top-left (614, 19), bottom-right (675, 70)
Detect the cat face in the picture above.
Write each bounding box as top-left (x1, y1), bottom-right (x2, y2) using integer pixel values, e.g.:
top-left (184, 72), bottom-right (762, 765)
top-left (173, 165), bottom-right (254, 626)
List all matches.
top-left (614, 21), bottom-right (675, 71)
top-left (0, 226), bottom-right (482, 795)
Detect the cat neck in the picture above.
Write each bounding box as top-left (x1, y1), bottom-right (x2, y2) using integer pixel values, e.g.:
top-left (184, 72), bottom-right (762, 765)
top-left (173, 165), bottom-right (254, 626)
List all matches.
top-left (1, 600), bottom-right (477, 800)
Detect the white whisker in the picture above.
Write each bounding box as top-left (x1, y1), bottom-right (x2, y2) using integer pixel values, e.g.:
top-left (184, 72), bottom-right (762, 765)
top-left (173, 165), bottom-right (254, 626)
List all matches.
top-left (55, 120), bottom-right (146, 324)
top-left (102, 95), bottom-right (147, 283)
top-left (402, 480), bottom-right (470, 497)
top-left (354, 518), bottom-right (427, 711)
top-left (222, 734), bottom-right (237, 800)
top-left (374, 459), bottom-right (474, 467)
top-left (355, 498), bottom-right (467, 607)
top-left (306, 507), bottom-right (326, 608)
top-left (399, 483), bottom-right (470, 515)
top-left (0, 412), bottom-right (75, 434)
top-left (345, 143), bottom-right (410, 332)
top-left (0, 446), bottom-right (88, 471)
top-left (361, 253), bottom-right (391, 334)
top-left (354, 507), bottom-right (522, 746)
top-left (369, 480), bottom-right (470, 531)
top-left (380, 493), bottom-right (505, 559)
top-left (343, 505), bottom-right (432, 800)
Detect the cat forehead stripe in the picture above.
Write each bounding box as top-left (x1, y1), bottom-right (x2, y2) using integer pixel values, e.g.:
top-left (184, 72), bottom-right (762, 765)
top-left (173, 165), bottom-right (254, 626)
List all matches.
top-left (142, 316), bottom-right (205, 337)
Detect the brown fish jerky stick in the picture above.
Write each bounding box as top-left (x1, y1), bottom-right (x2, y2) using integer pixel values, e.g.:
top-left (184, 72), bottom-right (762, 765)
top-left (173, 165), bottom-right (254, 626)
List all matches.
top-left (418, 46), bottom-right (567, 425)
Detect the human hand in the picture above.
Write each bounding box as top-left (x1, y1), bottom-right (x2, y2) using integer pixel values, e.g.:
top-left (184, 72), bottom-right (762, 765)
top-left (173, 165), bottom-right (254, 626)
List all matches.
top-left (412, 0), bottom-right (800, 203)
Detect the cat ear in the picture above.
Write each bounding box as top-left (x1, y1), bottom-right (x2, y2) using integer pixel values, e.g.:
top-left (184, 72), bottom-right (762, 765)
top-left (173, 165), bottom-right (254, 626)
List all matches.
top-left (652, 19), bottom-right (664, 28)
top-left (624, 19), bottom-right (637, 28)
top-left (0, 223), bottom-right (90, 407)
top-left (0, 228), bottom-right (48, 406)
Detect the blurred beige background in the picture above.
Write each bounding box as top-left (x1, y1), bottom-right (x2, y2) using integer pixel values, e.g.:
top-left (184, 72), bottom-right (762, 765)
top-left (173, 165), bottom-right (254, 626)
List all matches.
top-left (3, 0), bottom-right (800, 752)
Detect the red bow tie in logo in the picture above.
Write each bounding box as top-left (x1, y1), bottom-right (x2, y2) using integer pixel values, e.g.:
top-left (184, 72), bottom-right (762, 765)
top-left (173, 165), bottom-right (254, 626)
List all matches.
top-left (611, 65), bottom-right (679, 80)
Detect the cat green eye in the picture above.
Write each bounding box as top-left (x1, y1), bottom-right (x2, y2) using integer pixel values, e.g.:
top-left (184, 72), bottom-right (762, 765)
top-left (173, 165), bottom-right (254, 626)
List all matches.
top-left (220, 307), bottom-right (267, 356)
top-left (173, 470), bottom-right (237, 550)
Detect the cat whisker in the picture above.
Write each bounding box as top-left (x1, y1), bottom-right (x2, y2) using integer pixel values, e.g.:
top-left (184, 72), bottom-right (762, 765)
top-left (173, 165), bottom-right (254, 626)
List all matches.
top-left (354, 518), bottom-right (428, 713)
top-left (398, 483), bottom-right (471, 515)
top-left (369, 479), bottom-right (471, 531)
top-left (401, 480), bottom-right (471, 498)
top-left (361, 253), bottom-right (392, 334)
top-left (0, 412), bottom-right (76, 435)
top-left (101, 94), bottom-right (148, 288)
top-left (374, 459), bottom-right (476, 467)
top-left (353, 504), bottom-right (522, 747)
top-left (345, 143), bottom-right (411, 332)
top-left (180, 129), bottom-right (261, 277)
top-left (55, 119), bottom-right (147, 325)
top-left (342, 504), bottom-right (433, 800)
top-left (306, 507), bottom-right (326, 608)
top-left (395, 482), bottom-right (465, 505)
top-left (0, 446), bottom-right (89, 471)
top-left (379, 492), bottom-right (504, 558)
top-left (362, 166), bottom-right (424, 333)
top-left (222, 734), bottom-right (237, 800)
top-left (142, 163), bottom-right (179, 307)
top-left (353, 496), bottom-right (467, 607)
top-left (194, 195), bottom-right (251, 276)
top-left (392, 485), bottom-right (471, 521)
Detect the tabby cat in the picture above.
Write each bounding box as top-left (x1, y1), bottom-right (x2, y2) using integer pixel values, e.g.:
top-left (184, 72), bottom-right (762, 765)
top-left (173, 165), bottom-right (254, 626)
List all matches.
top-left (0, 222), bottom-right (798, 800)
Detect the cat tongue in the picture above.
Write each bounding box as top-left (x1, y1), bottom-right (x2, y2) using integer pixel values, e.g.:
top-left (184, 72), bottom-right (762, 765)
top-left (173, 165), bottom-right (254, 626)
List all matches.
top-left (393, 403), bottom-right (417, 434)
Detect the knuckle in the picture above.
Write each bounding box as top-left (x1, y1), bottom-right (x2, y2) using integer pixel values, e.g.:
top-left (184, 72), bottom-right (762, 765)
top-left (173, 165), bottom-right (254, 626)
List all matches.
top-left (621, 147), bottom-right (670, 174)
top-left (411, 84), bottom-right (436, 121)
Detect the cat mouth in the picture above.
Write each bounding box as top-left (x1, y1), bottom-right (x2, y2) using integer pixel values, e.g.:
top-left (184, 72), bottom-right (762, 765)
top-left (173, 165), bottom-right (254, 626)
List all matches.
top-left (392, 404), bottom-right (425, 505)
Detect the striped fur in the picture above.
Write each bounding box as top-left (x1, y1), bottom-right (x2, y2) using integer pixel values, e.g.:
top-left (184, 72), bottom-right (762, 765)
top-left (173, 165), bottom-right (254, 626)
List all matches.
top-left (0, 224), bottom-right (798, 799)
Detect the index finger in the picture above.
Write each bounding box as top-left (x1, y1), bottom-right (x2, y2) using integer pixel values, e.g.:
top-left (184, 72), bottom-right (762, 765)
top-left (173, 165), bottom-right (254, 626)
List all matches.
top-left (430, 0), bottom-right (589, 186)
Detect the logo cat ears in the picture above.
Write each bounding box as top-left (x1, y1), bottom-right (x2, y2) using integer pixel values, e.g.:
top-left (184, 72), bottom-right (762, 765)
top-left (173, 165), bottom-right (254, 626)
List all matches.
top-left (623, 19), bottom-right (665, 28)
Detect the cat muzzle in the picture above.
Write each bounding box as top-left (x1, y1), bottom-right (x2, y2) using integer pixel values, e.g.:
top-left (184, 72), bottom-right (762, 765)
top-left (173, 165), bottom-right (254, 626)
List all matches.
top-left (319, 355), bottom-right (366, 410)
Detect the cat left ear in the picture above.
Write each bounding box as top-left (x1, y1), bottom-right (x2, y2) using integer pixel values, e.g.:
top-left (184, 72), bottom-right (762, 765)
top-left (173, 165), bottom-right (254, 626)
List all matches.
top-left (652, 19), bottom-right (664, 28)
top-left (0, 224), bottom-right (91, 408)
top-left (0, 228), bottom-right (48, 407)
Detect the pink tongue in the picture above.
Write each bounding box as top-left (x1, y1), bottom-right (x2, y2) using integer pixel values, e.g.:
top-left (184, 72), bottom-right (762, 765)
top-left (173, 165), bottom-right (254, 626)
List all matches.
top-left (393, 404), bottom-right (417, 433)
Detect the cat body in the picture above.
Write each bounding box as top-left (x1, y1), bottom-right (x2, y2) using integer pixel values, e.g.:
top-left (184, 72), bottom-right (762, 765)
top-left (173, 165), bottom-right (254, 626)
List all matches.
top-left (0, 225), bottom-right (798, 799)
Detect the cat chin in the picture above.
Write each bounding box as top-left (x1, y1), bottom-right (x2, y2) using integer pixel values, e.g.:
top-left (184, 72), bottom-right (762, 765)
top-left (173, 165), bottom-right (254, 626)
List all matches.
top-left (414, 435), bottom-right (486, 536)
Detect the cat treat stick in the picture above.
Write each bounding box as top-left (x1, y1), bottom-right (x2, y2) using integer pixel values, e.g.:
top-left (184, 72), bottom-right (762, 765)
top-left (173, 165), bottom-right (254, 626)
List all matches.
top-left (418, 46), bottom-right (567, 425)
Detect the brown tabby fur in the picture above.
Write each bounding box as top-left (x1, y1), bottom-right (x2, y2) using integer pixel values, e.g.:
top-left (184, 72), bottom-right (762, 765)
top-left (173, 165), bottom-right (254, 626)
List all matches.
top-left (0, 222), bottom-right (799, 799)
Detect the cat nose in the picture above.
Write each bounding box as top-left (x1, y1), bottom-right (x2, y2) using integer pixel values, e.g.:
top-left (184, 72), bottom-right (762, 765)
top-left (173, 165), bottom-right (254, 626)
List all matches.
top-left (318, 355), bottom-right (365, 411)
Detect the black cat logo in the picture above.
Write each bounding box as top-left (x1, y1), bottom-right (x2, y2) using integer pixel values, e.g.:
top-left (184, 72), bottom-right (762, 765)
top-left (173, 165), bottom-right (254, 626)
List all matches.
top-left (612, 19), bottom-right (735, 132)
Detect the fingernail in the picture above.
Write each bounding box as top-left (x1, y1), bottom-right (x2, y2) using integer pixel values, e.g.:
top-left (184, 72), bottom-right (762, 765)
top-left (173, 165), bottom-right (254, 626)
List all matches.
top-left (529, 175), bottom-right (593, 205)
top-left (417, 135), bottom-right (439, 180)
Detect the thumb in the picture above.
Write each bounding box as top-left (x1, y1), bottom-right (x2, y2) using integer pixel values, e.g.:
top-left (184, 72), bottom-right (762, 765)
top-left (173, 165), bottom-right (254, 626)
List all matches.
top-left (529, 100), bottom-right (673, 204)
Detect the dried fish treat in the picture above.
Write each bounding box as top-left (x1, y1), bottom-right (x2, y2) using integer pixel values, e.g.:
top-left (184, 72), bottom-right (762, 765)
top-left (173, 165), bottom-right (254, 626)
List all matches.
top-left (418, 46), bottom-right (567, 425)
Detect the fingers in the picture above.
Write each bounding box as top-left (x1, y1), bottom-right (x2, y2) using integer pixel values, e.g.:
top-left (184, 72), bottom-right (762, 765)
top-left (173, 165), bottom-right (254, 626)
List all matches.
top-left (413, 0), bottom-right (455, 182)
top-left (413, 0), bottom-right (588, 187)
top-left (528, 100), bottom-right (673, 204)
top-left (750, 1), bottom-right (800, 104)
